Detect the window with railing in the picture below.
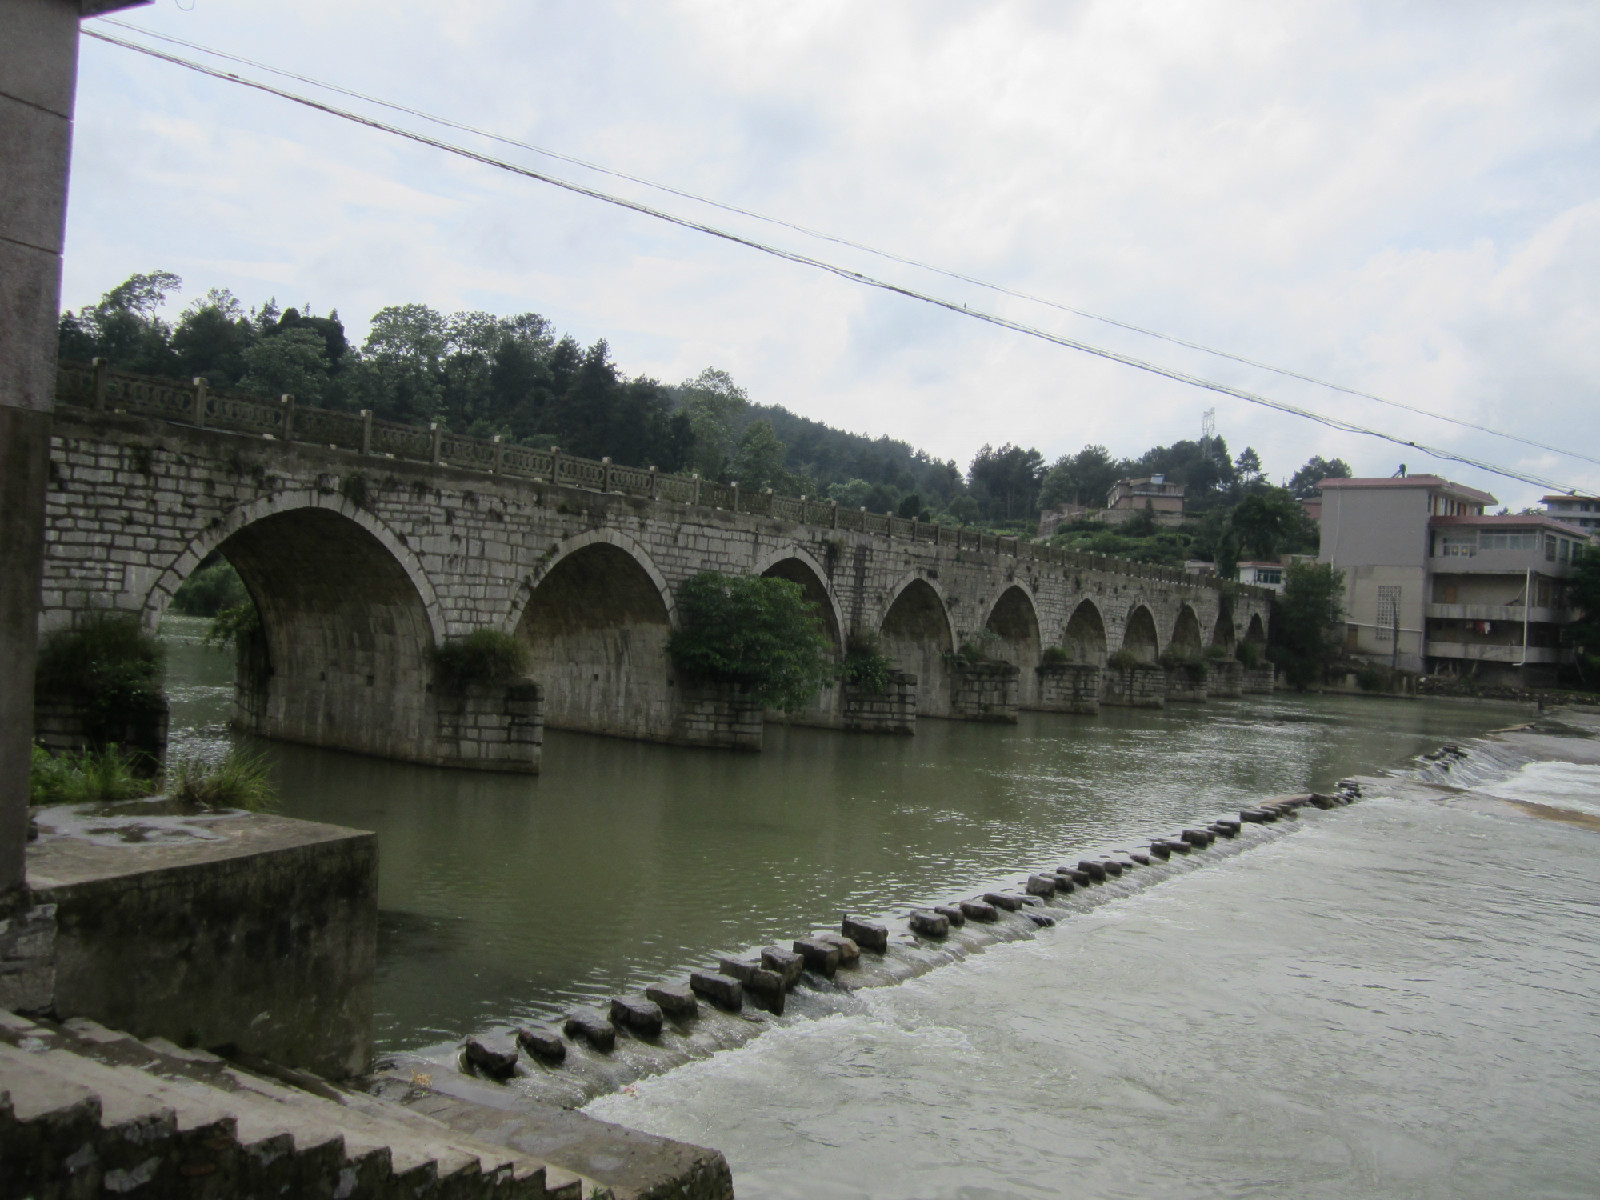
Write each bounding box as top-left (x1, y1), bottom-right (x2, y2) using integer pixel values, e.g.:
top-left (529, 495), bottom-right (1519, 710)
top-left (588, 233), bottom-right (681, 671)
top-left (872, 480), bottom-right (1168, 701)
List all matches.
top-left (1437, 535), bottom-right (1477, 557)
top-left (1376, 585), bottom-right (1401, 641)
top-left (1478, 531), bottom-right (1539, 551)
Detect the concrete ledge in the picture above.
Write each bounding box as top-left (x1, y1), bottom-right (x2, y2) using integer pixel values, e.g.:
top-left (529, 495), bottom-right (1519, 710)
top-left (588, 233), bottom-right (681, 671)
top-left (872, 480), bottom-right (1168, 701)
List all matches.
top-left (27, 807), bottom-right (376, 1079)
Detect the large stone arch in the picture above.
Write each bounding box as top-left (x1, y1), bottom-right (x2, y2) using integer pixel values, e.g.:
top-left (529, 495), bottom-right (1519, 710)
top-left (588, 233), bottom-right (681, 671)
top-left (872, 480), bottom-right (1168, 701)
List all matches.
top-left (1245, 612), bottom-right (1267, 646)
top-left (513, 533), bottom-right (676, 740)
top-left (1170, 605), bottom-right (1204, 658)
top-left (1120, 605), bottom-right (1160, 663)
top-left (147, 492), bottom-right (445, 763)
top-left (984, 584), bottom-right (1042, 706)
top-left (1062, 599), bottom-right (1108, 665)
top-left (879, 575), bottom-right (955, 719)
top-left (1211, 604), bottom-right (1237, 651)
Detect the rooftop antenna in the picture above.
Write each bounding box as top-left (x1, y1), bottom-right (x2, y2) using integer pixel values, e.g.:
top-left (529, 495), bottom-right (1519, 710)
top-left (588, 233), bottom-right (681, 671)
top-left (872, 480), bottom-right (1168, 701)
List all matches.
top-left (1200, 408), bottom-right (1216, 460)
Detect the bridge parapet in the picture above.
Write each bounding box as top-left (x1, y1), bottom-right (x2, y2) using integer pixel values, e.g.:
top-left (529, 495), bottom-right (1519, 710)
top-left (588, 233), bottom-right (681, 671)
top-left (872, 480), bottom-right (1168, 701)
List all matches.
top-left (56, 361), bottom-right (1268, 602)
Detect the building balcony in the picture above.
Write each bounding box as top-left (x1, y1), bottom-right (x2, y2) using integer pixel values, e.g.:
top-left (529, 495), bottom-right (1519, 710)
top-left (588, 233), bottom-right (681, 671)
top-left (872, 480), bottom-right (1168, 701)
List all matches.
top-left (1424, 640), bottom-right (1568, 665)
top-left (1425, 603), bottom-right (1569, 624)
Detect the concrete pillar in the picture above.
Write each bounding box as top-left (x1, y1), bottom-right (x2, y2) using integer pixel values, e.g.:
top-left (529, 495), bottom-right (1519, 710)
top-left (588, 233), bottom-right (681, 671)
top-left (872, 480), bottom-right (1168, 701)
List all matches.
top-left (0, 0), bottom-right (147, 899)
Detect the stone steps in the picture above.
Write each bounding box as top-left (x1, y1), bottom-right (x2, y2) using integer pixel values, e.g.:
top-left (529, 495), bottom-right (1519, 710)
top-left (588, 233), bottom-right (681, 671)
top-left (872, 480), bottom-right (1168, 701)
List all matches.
top-left (0, 1010), bottom-right (589, 1199)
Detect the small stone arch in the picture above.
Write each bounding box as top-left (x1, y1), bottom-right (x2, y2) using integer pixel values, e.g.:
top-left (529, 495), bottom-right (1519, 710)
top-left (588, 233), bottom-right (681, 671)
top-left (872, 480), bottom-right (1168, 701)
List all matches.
top-left (879, 575), bottom-right (956, 719)
top-left (1170, 605), bottom-right (1204, 657)
top-left (984, 584), bottom-right (1042, 705)
top-left (514, 533), bottom-right (677, 740)
top-left (1211, 604), bottom-right (1236, 651)
top-left (1062, 599), bottom-right (1107, 665)
top-left (1245, 612), bottom-right (1267, 646)
top-left (1120, 605), bottom-right (1160, 664)
top-left (506, 528), bottom-right (676, 634)
top-left (753, 545), bottom-right (845, 655)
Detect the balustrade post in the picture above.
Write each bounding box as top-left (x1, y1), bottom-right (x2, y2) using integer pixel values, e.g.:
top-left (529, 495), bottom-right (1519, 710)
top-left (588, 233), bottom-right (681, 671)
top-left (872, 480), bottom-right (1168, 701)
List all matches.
top-left (649, 465), bottom-right (659, 499)
top-left (91, 357), bottom-right (108, 412)
top-left (192, 378), bottom-right (208, 428)
top-left (430, 422), bottom-right (442, 464)
top-left (602, 456), bottom-right (613, 492)
top-left (492, 435), bottom-right (504, 474)
top-left (692, 472), bottom-right (701, 506)
top-left (831, 500), bottom-right (839, 529)
top-left (281, 394), bottom-right (296, 443)
top-left (731, 482), bottom-right (740, 514)
top-left (359, 409), bottom-right (373, 456)
top-left (550, 447), bottom-right (561, 485)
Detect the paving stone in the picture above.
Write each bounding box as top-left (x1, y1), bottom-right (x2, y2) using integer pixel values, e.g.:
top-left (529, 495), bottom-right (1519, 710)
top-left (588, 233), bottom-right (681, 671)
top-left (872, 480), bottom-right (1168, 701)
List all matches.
top-left (760, 947), bottom-right (804, 988)
top-left (462, 1037), bottom-right (518, 1081)
top-left (1147, 842), bottom-right (1172, 859)
top-left (1077, 861), bottom-right (1108, 882)
top-left (982, 892), bottom-right (1025, 912)
top-left (1098, 860), bottom-right (1124, 877)
top-left (792, 938), bottom-right (841, 977)
top-left (959, 899), bottom-right (999, 923)
top-left (689, 971), bottom-right (743, 1011)
top-left (1051, 874), bottom-right (1077, 894)
top-left (1025, 874), bottom-right (1057, 897)
top-left (1058, 868), bottom-right (1092, 885)
top-left (515, 1027), bottom-right (566, 1064)
top-left (609, 996), bottom-right (664, 1039)
top-left (933, 904), bottom-right (967, 927)
top-left (562, 1009), bottom-right (616, 1053)
top-left (814, 933), bottom-right (861, 965)
top-left (908, 910), bottom-right (950, 938)
top-left (841, 916), bottom-right (889, 953)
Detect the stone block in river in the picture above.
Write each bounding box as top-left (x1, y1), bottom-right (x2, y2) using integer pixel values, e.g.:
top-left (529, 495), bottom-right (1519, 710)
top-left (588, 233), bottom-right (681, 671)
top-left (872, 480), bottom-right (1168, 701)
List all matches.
top-left (610, 995), bottom-right (664, 1038)
top-left (793, 938), bottom-right (841, 977)
top-left (934, 904), bottom-right (967, 927)
top-left (1026, 874), bottom-right (1057, 897)
top-left (816, 932), bottom-right (861, 965)
top-left (1077, 861), bottom-right (1107, 882)
top-left (743, 968), bottom-right (786, 1014)
top-left (1181, 828), bottom-right (1214, 846)
top-left (517, 1027), bottom-right (567, 1064)
top-left (1098, 860), bottom-right (1124, 877)
top-left (690, 971), bottom-right (743, 1011)
top-left (908, 910), bottom-right (950, 938)
top-left (960, 899), bottom-right (1000, 923)
top-left (1210, 822), bottom-right (1238, 838)
top-left (1051, 874), bottom-right (1077, 894)
top-left (1059, 867), bottom-right (1092, 885)
top-left (1129, 852), bottom-right (1152, 866)
top-left (563, 1009), bottom-right (617, 1052)
top-left (646, 982), bottom-right (700, 1018)
top-left (718, 957), bottom-right (761, 984)
top-left (1147, 842), bottom-right (1171, 860)
top-left (1240, 808), bottom-right (1273, 823)
top-left (841, 916), bottom-right (889, 953)
top-left (1162, 838), bottom-right (1193, 854)
top-left (982, 892), bottom-right (1025, 912)
top-left (761, 946), bottom-right (804, 987)
top-left (463, 1036), bottom-right (517, 1081)
top-left (1023, 911), bottom-right (1056, 928)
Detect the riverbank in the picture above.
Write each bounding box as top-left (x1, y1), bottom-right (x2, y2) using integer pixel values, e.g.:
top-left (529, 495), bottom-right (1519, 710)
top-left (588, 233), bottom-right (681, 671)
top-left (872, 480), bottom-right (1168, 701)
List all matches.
top-left (583, 707), bottom-right (1600, 1199)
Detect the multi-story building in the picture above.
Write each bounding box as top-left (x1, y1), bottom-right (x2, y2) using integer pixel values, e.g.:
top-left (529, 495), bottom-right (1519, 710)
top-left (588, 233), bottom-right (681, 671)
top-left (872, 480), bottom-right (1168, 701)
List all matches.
top-left (1104, 475), bottom-right (1186, 527)
top-left (1542, 494), bottom-right (1600, 534)
top-left (1318, 475), bottom-right (1589, 685)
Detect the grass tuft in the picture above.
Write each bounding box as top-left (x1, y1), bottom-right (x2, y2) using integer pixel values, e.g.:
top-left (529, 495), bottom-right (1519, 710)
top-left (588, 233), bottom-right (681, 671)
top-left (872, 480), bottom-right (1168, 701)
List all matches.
top-left (30, 743), bottom-right (152, 806)
top-left (166, 748), bottom-right (279, 812)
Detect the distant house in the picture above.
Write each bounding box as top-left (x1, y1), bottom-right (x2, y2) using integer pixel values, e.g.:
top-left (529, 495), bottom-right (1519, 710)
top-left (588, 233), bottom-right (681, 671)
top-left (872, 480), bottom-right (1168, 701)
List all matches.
top-left (1541, 494), bottom-right (1600, 535)
top-left (1318, 475), bottom-right (1590, 685)
top-left (1037, 503), bottom-right (1094, 538)
top-left (1104, 475), bottom-right (1185, 527)
top-left (1237, 561), bottom-right (1286, 593)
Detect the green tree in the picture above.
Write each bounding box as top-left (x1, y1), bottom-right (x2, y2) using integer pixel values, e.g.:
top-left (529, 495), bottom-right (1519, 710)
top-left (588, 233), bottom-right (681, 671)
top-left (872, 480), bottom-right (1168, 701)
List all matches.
top-left (241, 326), bottom-right (332, 406)
top-left (1236, 446), bottom-right (1263, 484)
top-left (678, 367), bottom-right (748, 479)
top-left (667, 573), bottom-right (834, 712)
top-left (58, 270), bottom-right (183, 375)
top-left (730, 419), bottom-right (788, 491)
top-left (1271, 560), bottom-right (1344, 690)
top-left (968, 443), bottom-right (1045, 521)
top-left (1230, 487), bottom-right (1316, 559)
top-left (172, 289), bottom-right (259, 386)
top-left (1039, 444), bottom-right (1121, 510)
top-left (1288, 455), bottom-right (1352, 499)
top-left (1566, 548), bottom-right (1600, 686)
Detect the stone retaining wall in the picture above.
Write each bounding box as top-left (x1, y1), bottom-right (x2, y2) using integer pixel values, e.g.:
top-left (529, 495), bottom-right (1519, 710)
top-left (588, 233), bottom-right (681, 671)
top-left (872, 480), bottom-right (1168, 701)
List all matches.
top-left (672, 685), bottom-right (765, 750)
top-left (1034, 663), bottom-right (1102, 714)
top-left (433, 679), bottom-right (543, 772)
top-left (1207, 659), bottom-right (1243, 698)
top-left (950, 661), bottom-right (1020, 722)
top-left (1102, 664), bottom-right (1165, 708)
top-left (1163, 666), bottom-right (1209, 702)
top-left (1242, 666), bottom-right (1276, 694)
top-left (842, 670), bottom-right (917, 734)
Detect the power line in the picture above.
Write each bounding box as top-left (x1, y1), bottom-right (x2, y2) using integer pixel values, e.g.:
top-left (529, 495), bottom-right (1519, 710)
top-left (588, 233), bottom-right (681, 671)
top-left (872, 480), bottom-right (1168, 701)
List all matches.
top-left (98, 17), bottom-right (1600, 473)
top-left (83, 27), bottom-right (1583, 497)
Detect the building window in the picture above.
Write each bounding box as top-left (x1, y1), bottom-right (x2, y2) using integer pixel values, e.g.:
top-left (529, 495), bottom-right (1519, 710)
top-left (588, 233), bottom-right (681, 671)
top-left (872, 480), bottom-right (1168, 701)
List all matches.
top-left (1438, 535), bottom-right (1476, 557)
top-left (1256, 568), bottom-right (1282, 585)
top-left (1376, 585), bottom-right (1401, 642)
top-left (1479, 531), bottom-right (1538, 551)
top-left (1546, 536), bottom-right (1557, 562)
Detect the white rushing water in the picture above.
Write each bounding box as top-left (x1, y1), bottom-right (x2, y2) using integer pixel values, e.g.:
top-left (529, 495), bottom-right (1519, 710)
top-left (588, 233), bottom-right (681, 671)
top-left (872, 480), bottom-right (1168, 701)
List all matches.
top-left (588, 748), bottom-right (1600, 1199)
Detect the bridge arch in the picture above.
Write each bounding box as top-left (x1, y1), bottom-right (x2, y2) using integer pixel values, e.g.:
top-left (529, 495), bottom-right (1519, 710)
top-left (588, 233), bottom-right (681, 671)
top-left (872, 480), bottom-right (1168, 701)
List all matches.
top-left (1120, 605), bottom-right (1160, 664)
top-left (753, 545), bottom-right (844, 654)
top-left (983, 584), bottom-right (1042, 706)
top-left (513, 531), bottom-right (677, 740)
top-left (1062, 599), bottom-right (1108, 665)
top-left (1170, 604), bottom-right (1204, 658)
top-left (879, 575), bottom-right (955, 719)
top-left (147, 490), bottom-right (446, 762)
top-left (1245, 612), bottom-right (1267, 647)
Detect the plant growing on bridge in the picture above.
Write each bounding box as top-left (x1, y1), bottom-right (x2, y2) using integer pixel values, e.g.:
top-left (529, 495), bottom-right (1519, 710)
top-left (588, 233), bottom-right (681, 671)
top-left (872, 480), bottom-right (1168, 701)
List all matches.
top-left (1234, 638), bottom-right (1263, 668)
top-left (34, 612), bottom-right (165, 751)
top-left (1041, 645), bottom-right (1071, 666)
top-left (1106, 648), bottom-right (1147, 671)
top-left (434, 630), bottom-right (529, 692)
top-left (841, 634), bottom-right (895, 695)
top-left (949, 628), bottom-right (1001, 666)
top-left (1159, 649), bottom-right (1209, 681)
top-left (668, 572), bottom-right (834, 713)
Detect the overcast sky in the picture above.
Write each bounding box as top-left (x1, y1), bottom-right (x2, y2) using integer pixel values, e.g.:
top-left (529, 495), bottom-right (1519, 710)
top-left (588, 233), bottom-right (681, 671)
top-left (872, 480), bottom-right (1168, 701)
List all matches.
top-left (62, 0), bottom-right (1600, 508)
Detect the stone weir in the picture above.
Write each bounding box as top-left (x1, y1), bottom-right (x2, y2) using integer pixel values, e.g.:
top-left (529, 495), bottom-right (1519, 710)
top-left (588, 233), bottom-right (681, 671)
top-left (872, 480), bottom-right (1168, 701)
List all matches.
top-left (40, 363), bottom-right (1272, 771)
top-left (378, 784), bottom-right (1360, 1112)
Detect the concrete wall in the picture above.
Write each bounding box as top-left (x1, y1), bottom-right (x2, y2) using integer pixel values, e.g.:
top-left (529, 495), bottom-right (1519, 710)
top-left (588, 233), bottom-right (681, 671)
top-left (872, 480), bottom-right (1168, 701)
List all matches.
top-left (39, 408), bottom-right (1272, 764)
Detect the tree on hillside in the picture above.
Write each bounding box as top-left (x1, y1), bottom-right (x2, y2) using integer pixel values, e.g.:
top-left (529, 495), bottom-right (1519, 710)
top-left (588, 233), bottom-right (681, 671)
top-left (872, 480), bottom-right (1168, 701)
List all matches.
top-left (1271, 560), bottom-right (1345, 689)
top-left (1565, 548), bottom-right (1600, 687)
top-left (170, 289), bottom-right (260, 386)
top-left (241, 327), bottom-right (333, 407)
top-left (968, 443), bottom-right (1045, 521)
top-left (1288, 455), bottom-right (1352, 499)
top-left (1039, 444), bottom-right (1122, 510)
top-left (730, 420), bottom-right (788, 491)
top-left (58, 270), bottom-right (183, 377)
top-left (1236, 446), bottom-right (1263, 484)
top-left (1230, 487), bottom-right (1316, 560)
top-left (678, 367), bottom-right (748, 480)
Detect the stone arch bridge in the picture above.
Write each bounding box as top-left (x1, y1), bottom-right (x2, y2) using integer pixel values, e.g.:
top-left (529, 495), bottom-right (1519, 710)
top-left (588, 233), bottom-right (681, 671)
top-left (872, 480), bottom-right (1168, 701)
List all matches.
top-left (37, 364), bottom-right (1272, 772)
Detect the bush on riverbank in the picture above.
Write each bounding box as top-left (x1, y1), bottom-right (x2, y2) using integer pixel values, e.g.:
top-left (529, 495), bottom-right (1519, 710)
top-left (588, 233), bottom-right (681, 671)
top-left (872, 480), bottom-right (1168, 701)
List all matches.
top-left (34, 612), bottom-right (165, 749)
top-left (29, 744), bottom-right (151, 806)
top-left (668, 573), bottom-right (834, 712)
top-left (434, 630), bottom-right (529, 691)
top-left (167, 749), bottom-right (278, 812)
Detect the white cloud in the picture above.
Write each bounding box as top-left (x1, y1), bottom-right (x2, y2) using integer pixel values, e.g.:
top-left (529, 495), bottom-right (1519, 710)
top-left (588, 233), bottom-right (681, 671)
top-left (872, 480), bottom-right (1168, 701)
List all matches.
top-left (62, 0), bottom-right (1600, 506)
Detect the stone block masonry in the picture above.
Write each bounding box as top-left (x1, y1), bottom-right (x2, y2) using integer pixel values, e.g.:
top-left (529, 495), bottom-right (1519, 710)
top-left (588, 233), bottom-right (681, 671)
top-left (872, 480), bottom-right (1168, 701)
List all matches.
top-left (1035, 663), bottom-right (1102, 714)
top-left (951, 661), bottom-right (1020, 722)
top-left (1103, 664), bottom-right (1166, 708)
top-left (38, 385), bottom-right (1272, 769)
top-left (842, 670), bottom-right (917, 733)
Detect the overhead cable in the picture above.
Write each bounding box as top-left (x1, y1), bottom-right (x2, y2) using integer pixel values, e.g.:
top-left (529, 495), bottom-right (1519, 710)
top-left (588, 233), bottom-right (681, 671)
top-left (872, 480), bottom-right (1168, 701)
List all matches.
top-left (99, 17), bottom-right (1600, 472)
top-left (83, 27), bottom-right (1582, 496)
